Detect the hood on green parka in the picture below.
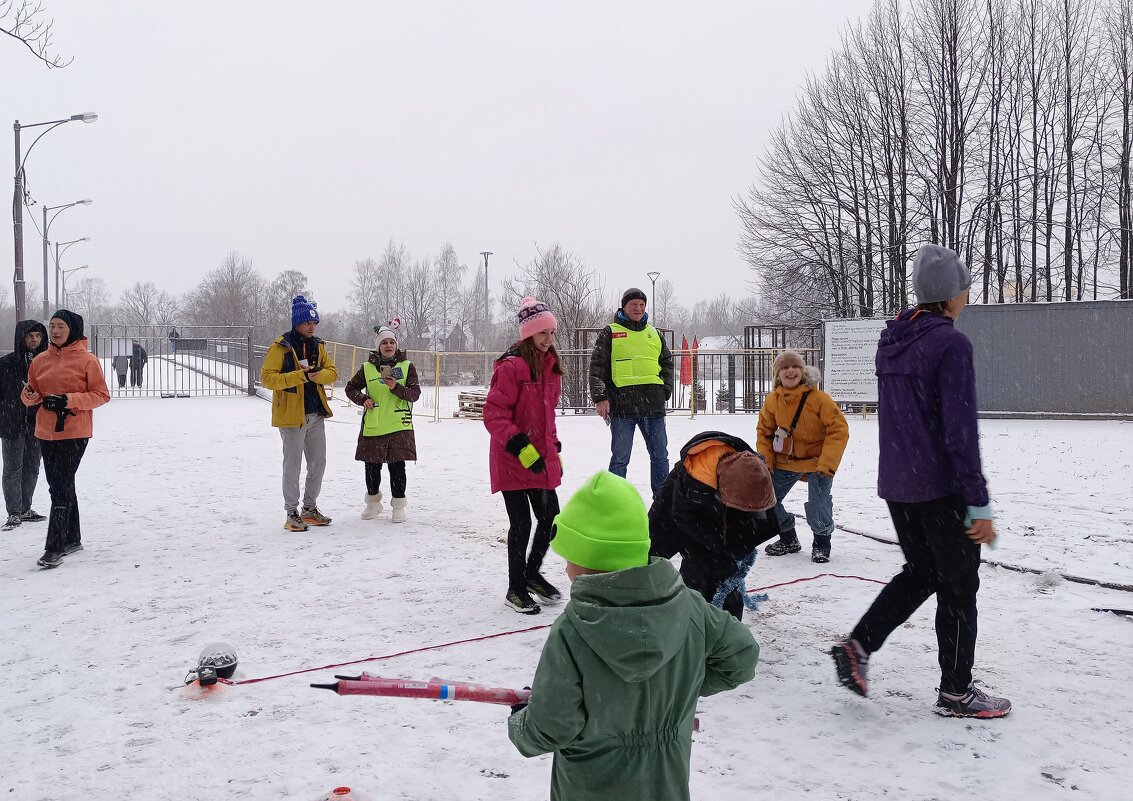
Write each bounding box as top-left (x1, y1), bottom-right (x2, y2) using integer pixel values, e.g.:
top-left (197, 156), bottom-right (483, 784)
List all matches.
top-left (563, 558), bottom-right (694, 684)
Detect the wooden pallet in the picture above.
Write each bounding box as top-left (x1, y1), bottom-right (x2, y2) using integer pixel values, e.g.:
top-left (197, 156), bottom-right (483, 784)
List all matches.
top-left (454, 390), bottom-right (488, 419)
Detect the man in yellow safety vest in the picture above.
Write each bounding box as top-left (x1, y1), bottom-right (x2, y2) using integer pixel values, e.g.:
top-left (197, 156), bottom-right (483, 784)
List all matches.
top-left (588, 287), bottom-right (674, 496)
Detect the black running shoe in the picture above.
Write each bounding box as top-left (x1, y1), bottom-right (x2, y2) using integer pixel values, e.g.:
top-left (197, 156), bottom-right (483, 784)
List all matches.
top-left (765, 537), bottom-right (802, 556)
top-left (505, 589), bottom-right (541, 615)
top-left (831, 639), bottom-right (869, 697)
top-left (63, 542), bottom-right (83, 555)
top-left (934, 684), bottom-right (1011, 718)
top-left (527, 573), bottom-right (563, 604)
top-left (20, 509), bottom-right (46, 522)
top-left (37, 551), bottom-right (64, 568)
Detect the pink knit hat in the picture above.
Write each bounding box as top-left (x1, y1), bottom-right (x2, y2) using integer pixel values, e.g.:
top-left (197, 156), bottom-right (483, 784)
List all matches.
top-left (517, 296), bottom-right (557, 340)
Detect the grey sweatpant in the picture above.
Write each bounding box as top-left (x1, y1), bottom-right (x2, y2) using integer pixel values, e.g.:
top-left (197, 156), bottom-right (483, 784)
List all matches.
top-left (279, 413), bottom-right (326, 512)
top-left (2, 429), bottom-right (41, 517)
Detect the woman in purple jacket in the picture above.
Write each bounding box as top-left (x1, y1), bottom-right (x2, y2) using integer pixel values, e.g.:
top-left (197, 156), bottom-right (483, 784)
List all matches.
top-left (831, 244), bottom-right (1010, 719)
top-left (484, 297), bottom-right (564, 615)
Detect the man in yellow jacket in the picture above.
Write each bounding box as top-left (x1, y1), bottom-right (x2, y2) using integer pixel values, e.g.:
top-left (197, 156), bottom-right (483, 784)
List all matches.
top-left (260, 295), bottom-right (338, 531)
top-left (756, 349), bottom-right (849, 563)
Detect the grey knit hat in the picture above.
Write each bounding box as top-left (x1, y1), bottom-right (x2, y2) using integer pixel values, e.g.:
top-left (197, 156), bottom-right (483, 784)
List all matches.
top-left (912, 244), bottom-right (972, 304)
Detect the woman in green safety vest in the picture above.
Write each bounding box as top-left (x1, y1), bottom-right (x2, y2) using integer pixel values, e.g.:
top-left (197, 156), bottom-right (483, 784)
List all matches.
top-left (345, 321), bottom-right (421, 523)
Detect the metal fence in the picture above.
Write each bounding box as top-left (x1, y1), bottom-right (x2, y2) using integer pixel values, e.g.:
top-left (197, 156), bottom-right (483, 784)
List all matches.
top-left (955, 299), bottom-right (1133, 415)
top-left (316, 341), bottom-right (820, 421)
top-left (90, 325), bottom-right (256, 398)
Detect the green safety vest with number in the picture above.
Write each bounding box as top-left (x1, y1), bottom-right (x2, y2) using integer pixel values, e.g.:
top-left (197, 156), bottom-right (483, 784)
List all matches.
top-left (362, 360), bottom-right (414, 436)
top-left (609, 323), bottom-right (664, 388)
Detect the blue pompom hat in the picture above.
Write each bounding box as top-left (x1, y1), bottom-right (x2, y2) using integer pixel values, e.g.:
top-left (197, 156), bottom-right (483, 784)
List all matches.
top-left (291, 295), bottom-right (319, 328)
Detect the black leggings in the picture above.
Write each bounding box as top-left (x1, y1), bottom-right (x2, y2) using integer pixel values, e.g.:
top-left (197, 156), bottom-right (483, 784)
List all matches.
top-left (365, 461), bottom-right (406, 498)
top-left (41, 438), bottom-right (88, 553)
top-left (850, 497), bottom-right (982, 695)
top-left (501, 488), bottom-right (559, 594)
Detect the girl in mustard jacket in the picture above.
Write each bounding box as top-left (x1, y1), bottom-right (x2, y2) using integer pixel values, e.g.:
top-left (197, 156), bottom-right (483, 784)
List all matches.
top-left (22, 310), bottom-right (110, 568)
top-left (756, 349), bottom-right (849, 563)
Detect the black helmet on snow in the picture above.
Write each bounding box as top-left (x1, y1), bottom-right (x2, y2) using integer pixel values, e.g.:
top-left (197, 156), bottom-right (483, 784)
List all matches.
top-left (198, 642), bottom-right (238, 679)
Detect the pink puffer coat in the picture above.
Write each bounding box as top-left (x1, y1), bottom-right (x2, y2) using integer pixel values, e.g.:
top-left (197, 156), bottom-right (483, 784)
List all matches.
top-left (484, 350), bottom-right (562, 493)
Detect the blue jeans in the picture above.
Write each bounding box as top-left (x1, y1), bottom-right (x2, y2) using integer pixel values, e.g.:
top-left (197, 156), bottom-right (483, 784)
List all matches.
top-left (771, 469), bottom-right (834, 543)
top-left (608, 415), bottom-right (669, 496)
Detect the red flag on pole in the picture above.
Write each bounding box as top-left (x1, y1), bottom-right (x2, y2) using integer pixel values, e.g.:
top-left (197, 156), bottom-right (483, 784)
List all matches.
top-left (679, 336), bottom-right (692, 385)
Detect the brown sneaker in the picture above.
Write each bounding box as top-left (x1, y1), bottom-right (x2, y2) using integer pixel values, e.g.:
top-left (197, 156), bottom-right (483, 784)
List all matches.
top-left (284, 510), bottom-right (309, 532)
top-left (301, 506), bottom-right (332, 526)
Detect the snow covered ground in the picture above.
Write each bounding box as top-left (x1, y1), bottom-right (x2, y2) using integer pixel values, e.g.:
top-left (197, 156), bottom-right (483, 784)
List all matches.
top-left (1, 395), bottom-right (1131, 800)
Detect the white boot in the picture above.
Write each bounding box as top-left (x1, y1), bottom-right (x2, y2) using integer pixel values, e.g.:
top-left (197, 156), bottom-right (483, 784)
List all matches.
top-left (391, 497), bottom-right (408, 523)
top-left (361, 492), bottom-right (383, 520)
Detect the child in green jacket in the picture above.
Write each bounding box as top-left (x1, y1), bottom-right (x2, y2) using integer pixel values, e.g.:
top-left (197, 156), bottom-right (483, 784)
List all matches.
top-left (508, 471), bottom-right (759, 801)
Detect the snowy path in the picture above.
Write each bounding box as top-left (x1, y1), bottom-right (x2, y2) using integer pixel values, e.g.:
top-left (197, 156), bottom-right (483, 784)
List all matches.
top-left (0, 398), bottom-right (1130, 800)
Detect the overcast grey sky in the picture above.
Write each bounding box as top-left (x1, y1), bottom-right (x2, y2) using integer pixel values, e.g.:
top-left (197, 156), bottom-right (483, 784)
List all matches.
top-left (4, 0), bottom-right (874, 316)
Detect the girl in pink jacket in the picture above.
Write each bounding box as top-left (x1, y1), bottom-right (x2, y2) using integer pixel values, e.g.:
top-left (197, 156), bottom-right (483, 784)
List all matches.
top-left (484, 297), bottom-right (563, 615)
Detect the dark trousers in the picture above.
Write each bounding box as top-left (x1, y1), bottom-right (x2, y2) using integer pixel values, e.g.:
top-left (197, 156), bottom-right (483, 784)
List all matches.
top-left (1, 428), bottom-right (41, 516)
top-left (365, 461), bottom-right (407, 498)
top-left (679, 548), bottom-right (744, 621)
top-left (501, 488), bottom-right (560, 593)
top-left (40, 438), bottom-right (89, 553)
top-left (850, 497), bottom-right (982, 694)
top-left (130, 365), bottom-right (144, 386)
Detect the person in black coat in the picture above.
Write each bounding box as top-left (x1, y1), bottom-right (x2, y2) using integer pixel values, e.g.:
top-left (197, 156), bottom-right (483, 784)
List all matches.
top-left (129, 340), bottom-right (148, 387)
top-left (649, 431), bottom-right (780, 620)
top-left (0, 320), bottom-right (49, 529)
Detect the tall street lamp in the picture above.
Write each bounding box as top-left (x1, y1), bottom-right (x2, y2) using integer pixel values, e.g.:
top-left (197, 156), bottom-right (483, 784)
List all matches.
top-left (480, 251), bottom-right (493, 349)
top-left (646, 271), bottom-right (661, 319)
top-left (54, 237), bottom-right (90, 306)
top-left (12, 112), bottom-right (99, 320)
top-left (42, 199), bottom-right (92, 318)
top-left (61, 264), bottom-right (89, 306)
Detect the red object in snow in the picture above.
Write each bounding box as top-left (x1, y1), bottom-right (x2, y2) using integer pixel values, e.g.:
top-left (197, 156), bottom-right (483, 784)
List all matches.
top-left (313, 675), bottom-right (531, 706)
top-left (679, 336), bottom-right (692, 386)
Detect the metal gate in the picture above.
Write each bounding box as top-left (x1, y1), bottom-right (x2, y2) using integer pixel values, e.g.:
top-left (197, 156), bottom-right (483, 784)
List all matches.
top-left (90, 325), bottom-right (257, 398)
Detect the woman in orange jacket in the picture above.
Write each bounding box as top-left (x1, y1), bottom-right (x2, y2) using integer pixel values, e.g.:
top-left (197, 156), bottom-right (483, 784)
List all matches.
top-left (22, 310), bottom-right (110, 568)
top-left (756, 349), bottom-right (849, 563)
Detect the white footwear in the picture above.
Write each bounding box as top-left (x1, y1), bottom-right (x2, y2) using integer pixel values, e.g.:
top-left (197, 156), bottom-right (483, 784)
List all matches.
top-left (361, 492), bottom-right (383, 520)
top-left (391, 497), bottom-right (408, 523)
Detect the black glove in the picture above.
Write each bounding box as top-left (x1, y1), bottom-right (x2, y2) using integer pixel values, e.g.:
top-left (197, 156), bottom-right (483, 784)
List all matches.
top-left (510, 686), bottom-right (532, 715)
top-left (42, 394), bottom-right (69, 412)
top-left (504, 433), bottom-right (532, 457)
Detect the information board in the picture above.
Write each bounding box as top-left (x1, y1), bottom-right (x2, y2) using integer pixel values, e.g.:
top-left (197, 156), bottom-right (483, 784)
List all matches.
top-left (822, 318), bottom-right (888, 403)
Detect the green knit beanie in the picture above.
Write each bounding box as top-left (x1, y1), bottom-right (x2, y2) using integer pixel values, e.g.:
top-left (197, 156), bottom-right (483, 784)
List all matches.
top-left (552, 471), bottom-right (650, 572)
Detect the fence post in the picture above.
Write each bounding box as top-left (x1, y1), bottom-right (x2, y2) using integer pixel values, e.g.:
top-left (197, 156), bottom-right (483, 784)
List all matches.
top-left (433, 351), bottom-right (442, 423)
top-left (246, 329), bottom-right (255, 395)
top-left (350, 345), bottom-right (358, 381)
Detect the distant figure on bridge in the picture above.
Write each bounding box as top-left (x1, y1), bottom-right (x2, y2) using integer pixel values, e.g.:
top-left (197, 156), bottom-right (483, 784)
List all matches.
top-left (260, 295), bottom-right (338, 533)
top-left (112, 354), bottom-right (129, 388)
top-left (168, 327), bottom-right (181, 354)
top-left (589, 287), bottom-right (674, 497)
top-left (129, 340), bottom-right (148, 387)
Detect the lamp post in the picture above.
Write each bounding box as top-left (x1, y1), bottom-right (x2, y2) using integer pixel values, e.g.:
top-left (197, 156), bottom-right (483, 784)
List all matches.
top-left (12, 112), bottom-right (98, 320)
top-left (479, 251), bottom-right (492, 349)
top-left (646, 271), bottom-right (661, 319)
top-left (61, 264), bottom-right (88, 306)
top-left (42, 199), bottom-right (92, 318)
top-left (54, 237), bottom-right (90, 306)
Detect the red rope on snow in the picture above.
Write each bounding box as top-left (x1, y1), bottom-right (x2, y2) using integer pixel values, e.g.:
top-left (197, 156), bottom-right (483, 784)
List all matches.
top-left (231, 624), bottom-right (551, 686)
top-left (228, 573), bottom-right (887, 686)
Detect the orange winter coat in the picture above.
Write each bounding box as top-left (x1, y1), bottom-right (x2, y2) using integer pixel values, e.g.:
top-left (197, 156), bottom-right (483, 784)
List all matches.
top-left (756, 368), bottom-right (848, 477)
top-left (22, 338), bottom-right (110, 440)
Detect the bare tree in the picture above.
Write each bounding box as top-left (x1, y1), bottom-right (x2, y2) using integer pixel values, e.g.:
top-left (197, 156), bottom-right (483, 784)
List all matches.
top-left (1, 0), bottom-right (70, 67)
top-left (498, 243), bottom-right (606, 348)
top-left (432, 243), bottom-right (467, 346)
